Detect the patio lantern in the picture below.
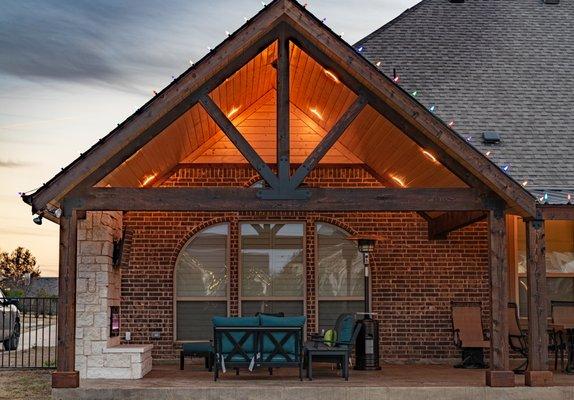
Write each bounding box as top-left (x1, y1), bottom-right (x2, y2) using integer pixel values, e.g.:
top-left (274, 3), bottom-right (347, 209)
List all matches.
top-left (348, 235), bottom-right (382, 371)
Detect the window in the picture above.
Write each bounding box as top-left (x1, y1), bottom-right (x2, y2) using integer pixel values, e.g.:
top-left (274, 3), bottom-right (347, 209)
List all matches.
top-left (240, 223), bottom-right (304, 316)
top-left (517, 220), bottom-right (574, 316)
top-left (316, 223), bottom-right (364, 332)
top-left (175, 224), bottom-right (228, 341)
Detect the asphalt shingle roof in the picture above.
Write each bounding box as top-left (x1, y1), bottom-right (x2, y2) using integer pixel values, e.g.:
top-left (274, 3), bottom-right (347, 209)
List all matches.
top-left (356, 0), bottom-right (574, 204)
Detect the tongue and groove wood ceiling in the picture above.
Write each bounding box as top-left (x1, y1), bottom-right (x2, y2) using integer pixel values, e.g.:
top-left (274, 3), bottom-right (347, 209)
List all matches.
top-left (101, 42), bottom-right (465, 189)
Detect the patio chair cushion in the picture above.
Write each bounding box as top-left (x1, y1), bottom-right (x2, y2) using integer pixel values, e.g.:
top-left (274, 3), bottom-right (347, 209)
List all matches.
top-left (260, 315), bottom-right (306, 355)
top-left (212, 316), bottom-right (259, 355)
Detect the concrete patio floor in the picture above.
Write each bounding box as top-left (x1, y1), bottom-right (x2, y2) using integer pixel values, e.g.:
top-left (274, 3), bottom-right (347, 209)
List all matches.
top-left (53, 363), bottom-right (574, 400)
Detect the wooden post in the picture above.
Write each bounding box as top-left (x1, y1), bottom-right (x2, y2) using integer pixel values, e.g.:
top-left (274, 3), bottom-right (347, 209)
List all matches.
top-left (276, 27), bottom-right (290, 190)
top-left (52, 207), bottom-right (79, 388)
top-left (486, 208), bottom-right (514, 387)
top-left (525, 219), bottom-right (553, 386)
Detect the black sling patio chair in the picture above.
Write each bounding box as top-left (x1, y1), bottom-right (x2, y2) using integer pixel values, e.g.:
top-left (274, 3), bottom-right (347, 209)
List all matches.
top-left (508, 302), bottom-right (529, 374)
top-left (451, 301), bottom-right (490, 368)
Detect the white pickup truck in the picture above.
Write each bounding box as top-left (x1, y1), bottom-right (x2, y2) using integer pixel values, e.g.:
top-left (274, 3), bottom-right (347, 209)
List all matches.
top-left (0, 289), bottom-right (20, 350)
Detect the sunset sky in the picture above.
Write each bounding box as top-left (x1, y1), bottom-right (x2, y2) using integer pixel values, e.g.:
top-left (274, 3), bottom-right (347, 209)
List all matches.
top-left (0, 0), bottom-right (419, 277)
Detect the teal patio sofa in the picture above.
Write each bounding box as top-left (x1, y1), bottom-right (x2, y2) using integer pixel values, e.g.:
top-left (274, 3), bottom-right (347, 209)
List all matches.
top-left (212, 315), bottom-right (306, 381)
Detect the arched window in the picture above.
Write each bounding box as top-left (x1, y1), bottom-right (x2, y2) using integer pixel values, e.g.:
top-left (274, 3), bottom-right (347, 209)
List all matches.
top-left (175, 223), bottom-right (229, 341)
top-left (316, 222), bottom-right (364, 332)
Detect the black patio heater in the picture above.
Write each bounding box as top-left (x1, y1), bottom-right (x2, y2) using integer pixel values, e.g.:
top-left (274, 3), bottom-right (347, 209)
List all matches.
top-left (349, 235), bottom-right (381, 371)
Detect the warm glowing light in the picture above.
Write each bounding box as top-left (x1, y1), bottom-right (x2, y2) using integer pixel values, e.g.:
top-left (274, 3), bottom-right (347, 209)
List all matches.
top-left (376, 61), bottom-right (382, 67)
top-left (141, 174), bottom-right (157, 187)
top-left (390, 174), bottom-right (407, 188)
top-left (309, 107), bottom-right (323, 120)
top-left (485, 151), bottom-right (491, 157)
top-left (324, 70), bottom-right (340, 83)
top-left (422, 150), bottom-right (438, 163)
top-left (227, 106), bottom-right (241, 119)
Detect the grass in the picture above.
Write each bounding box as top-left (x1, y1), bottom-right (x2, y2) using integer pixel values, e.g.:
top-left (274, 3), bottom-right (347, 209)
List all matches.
top-left (0, 370), bottom-right (52, 400)
top-left (1, 347), bottom-right (56, 368)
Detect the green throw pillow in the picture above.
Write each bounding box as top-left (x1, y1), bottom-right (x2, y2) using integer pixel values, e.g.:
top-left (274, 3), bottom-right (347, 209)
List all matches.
top-left (323, 329), bottom-right (337, 347)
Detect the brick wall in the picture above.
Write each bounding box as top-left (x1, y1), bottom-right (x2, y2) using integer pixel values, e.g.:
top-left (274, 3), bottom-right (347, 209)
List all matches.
top-left (120, 165), bottom-right (489, 362)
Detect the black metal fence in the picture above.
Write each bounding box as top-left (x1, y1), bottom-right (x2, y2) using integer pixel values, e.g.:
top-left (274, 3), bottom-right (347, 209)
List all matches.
top-left (1, 297), bottom-right (58, 369)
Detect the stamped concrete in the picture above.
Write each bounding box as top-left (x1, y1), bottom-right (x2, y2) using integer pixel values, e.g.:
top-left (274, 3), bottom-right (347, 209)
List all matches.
top-left (52, 364), bottom-right (574, 400)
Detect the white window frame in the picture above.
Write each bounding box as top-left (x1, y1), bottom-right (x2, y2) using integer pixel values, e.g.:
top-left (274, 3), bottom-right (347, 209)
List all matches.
top-left (173, 223), bottom-right (231, 343)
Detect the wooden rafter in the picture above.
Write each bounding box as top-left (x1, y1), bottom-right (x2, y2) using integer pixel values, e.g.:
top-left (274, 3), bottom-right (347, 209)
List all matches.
top-left (30, 20), bottom-right (285, 212)
top-left (280, 9), bottom-right (535, 217)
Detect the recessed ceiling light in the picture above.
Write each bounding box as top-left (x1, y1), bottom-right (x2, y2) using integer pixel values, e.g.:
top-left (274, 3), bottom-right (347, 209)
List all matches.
top-left (227, 106), bottom-right (241, 119)
top-left (141, 174), bottom-right (157, 187)
top-left (309, 107), bottom-right (323, 120)
top-left (324, 70), bottom-right (340, 83)
top-left (390, 174), bottom-right (407, 188)
top-left (422, 150), bottom-right (438, 163)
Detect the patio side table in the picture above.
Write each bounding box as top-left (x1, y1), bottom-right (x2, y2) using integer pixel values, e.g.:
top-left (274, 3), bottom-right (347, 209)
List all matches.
top-left (305, 346), bottom-right (349, 381)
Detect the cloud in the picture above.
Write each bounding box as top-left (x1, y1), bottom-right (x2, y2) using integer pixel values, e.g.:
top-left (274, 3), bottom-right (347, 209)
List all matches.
top-left (0, 160), bottom-right (29, 168)
top-left (0, 0), bottom-right (196, 89)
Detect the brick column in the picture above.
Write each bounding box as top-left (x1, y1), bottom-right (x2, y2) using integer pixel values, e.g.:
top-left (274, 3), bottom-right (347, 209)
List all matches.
top-left (228, 216), bottom-right (240, 316)
top-left (305, 217), bottom-right (317, 334)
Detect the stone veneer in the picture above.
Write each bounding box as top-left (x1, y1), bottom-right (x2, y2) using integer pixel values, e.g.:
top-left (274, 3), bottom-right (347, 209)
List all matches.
top-left (75, 211), bottom-right (152, 379)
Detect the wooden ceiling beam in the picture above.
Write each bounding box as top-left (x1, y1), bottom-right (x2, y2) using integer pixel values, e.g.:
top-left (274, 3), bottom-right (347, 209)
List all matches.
top-left (536, 205), bottom-right (574, 221)
top-left (65, 187), bottom-right (497, 213)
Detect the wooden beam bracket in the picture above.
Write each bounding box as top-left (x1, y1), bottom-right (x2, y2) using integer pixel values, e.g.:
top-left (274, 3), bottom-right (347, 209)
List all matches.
top-left (290, 95), bottom-right (368, 189)
top-left (199, 95), bottom-right (280, 190)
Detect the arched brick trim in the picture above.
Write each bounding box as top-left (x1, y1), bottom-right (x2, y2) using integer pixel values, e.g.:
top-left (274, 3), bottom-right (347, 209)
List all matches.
top-left (243, 174), bottom-right (264, 188)
top-left (313, 217), bottom-right (359, 236)
top-left (170, 216), bottom-right (233, 269)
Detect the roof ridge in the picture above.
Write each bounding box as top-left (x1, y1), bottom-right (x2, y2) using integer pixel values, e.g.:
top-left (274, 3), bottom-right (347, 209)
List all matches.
top-left (354, 0), bottom-right (430, 47)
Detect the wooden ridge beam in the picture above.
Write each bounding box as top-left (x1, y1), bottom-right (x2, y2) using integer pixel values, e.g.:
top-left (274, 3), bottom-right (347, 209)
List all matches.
top-left (199, 95), bottom-right (279, 189)
top-left (428, 211), bottom-right (487, 240)
top-left (290, 95), bottom-right (367, 189)
top-left (65, 187), bottom-right (496, 212)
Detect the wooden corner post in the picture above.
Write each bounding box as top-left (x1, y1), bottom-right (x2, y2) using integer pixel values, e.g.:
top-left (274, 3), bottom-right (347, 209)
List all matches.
top-left (486, 207), bottom-right (514, 387)
top-left (52, 206), bottom-right (80, 388)
top-left (525, 219), bottom-right (553, 386)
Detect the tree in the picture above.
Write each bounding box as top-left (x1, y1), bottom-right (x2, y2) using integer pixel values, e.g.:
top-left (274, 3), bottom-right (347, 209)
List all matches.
top-left (0, 247), bottom-right (41, 291)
